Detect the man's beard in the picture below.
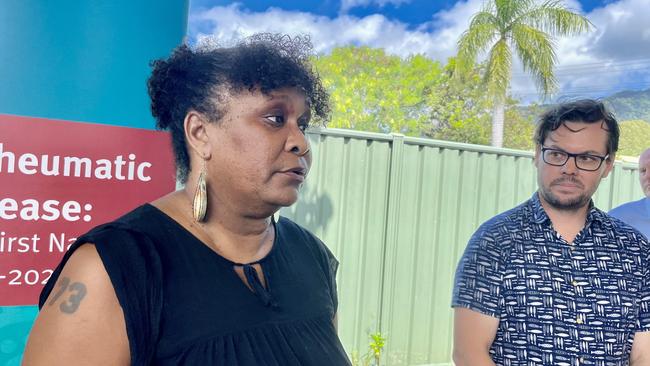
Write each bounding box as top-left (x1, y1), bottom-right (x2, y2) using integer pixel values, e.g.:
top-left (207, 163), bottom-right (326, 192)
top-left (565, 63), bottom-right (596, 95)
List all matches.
top-left (539, 177), bottom-right (591, 211)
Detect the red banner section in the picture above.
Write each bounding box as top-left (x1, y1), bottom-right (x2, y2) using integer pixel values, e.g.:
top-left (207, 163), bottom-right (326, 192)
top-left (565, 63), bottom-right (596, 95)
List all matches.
top-left (0, 114), bottom-right (176, 306)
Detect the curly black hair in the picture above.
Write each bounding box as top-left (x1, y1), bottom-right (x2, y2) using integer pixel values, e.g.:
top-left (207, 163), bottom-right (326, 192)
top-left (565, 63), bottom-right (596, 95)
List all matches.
top-left (147, 33), bottom-right (330, 183)
top-left (534, 99), bottom-right (619, 156)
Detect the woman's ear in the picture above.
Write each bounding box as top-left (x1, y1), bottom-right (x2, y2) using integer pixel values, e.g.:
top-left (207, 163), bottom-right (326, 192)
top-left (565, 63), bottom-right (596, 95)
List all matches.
top-left (184, 111), bottom-right (212, 160)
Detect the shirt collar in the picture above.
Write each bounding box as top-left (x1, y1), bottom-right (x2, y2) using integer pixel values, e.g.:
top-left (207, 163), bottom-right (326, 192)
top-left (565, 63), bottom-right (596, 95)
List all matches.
top-left (586, 203), bottom-right (607, 225)
top-left (530, 192), bottom-right (549, 224)
top-left (529, 191), bottom-right (605, 225)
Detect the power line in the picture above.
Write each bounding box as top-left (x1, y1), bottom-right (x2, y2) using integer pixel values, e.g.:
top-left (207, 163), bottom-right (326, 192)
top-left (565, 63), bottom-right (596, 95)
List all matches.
top-left (511, 58), bottom-right (650, 78)
top-left (512, 81), bottom-right (650, 91)
top-left (511, 83), bottom-right (650, 95)
top-left (512, 58), bottom-right (650, 71)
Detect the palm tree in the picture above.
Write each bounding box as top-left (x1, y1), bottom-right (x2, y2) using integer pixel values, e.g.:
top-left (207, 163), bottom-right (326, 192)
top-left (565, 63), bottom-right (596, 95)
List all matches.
top-left (456, 0), bottom-right (592, 147)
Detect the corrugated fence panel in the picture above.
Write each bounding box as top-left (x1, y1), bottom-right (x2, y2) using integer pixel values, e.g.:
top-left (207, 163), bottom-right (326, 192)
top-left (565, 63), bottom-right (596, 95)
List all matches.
top-left (380, 141), bottom-right (541, 365)
top-left (380, 142), bottom-right (447, 365)
top-left (282, 128), bottom-right (642, 365)
top-left (281, 132), bottom-right (393, 356)
top-left (593, 163), bottom-right (643, 209)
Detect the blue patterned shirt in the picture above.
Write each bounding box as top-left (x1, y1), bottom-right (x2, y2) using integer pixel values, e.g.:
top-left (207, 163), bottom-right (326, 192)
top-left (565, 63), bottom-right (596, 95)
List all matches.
top-left (452, 193), bottom-right (650, 366)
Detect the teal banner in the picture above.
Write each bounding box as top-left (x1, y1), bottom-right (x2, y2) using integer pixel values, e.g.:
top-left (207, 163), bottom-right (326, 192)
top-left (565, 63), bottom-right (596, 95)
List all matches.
top-left (0, 1), bottom-right (188, 364)
top-left (0, 307), bottom-right (37, 365)
top-left (0, 0), bottom-right (188, 128)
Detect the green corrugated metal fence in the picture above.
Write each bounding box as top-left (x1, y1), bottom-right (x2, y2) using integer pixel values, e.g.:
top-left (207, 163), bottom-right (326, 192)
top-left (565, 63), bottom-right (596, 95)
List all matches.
top-left (281, 127), bottom-right (643, 366)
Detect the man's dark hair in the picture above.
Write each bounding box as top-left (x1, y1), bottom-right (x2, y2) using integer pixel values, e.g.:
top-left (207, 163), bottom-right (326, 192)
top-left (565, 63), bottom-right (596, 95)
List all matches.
top-left (147, 33), bottom-right (330, 182)
top-left (534, 99), bottom-right (619, 156)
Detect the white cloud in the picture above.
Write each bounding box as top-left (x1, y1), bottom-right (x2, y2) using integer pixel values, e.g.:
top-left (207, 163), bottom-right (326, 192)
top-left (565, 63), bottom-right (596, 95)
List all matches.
top-left (189, 1), bottom-right (483, 62)
top-left (586, 0), bottom-right (650, 60)
top-left (189, 0), bottom-right (650, 102)
top-left (510, 0), bottom-right (650, 101)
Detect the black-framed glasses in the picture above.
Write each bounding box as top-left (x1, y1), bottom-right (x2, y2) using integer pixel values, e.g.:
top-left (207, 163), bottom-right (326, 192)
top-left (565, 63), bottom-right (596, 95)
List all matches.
top-left (541, 147), bottom-right (609, 171)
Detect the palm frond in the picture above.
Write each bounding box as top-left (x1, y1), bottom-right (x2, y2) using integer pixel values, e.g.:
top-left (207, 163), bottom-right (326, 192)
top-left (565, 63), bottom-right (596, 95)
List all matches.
top-left (456, 12), bottom-right (499, 74)
top-left (510, 23), bottom-right (558, 95)
top-left (484, 39), bottom-right (512, 98)
top-left (519, 0), bottom-right (593, 36)
top-left (495, 0), bottom-right (535, 25)
top-left (468, 11), bottom-right (499, 29)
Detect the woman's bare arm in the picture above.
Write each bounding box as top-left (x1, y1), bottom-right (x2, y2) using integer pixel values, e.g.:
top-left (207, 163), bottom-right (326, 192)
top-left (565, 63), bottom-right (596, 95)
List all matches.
top-left (22, 244), bottom-right (130, 366)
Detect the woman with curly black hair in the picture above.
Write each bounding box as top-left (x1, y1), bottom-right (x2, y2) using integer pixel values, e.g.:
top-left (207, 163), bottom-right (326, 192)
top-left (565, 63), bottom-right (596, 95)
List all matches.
top-left (24, 34), bottom-right (350, 366)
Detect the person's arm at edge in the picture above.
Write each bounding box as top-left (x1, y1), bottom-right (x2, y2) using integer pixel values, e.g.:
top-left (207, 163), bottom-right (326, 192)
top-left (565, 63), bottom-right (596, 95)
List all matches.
top-left (22, 244), bottom-right (130, 366)
top-left (631, 331), bottom-right (650, 366)
top-left (631, 232), bottom-right (650, 365)
top-left (453, 307), bottom-right (498, 366)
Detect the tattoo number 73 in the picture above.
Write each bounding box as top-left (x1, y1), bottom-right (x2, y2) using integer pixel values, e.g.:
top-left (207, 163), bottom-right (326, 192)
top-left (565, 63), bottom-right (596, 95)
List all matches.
top-left (47, 277), bottom-right (87, 314)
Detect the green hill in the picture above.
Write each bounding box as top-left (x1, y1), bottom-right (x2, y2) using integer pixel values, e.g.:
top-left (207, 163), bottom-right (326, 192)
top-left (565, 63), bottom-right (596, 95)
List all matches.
top-left (515, 89), bottom-right (650, 156)
top-left (604, 89), bottom-right (650, 122)
top-left (519, 89), bottom-right (650, 123)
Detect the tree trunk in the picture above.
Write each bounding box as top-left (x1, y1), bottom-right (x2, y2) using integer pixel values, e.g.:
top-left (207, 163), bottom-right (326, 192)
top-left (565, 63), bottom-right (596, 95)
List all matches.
top-left (491, 97), bottom-right (505, 147)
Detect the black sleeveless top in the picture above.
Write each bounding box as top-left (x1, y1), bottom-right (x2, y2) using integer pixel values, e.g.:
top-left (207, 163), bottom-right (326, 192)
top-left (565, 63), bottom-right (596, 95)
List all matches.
top-left (39, 204), bottom-right (351, 366)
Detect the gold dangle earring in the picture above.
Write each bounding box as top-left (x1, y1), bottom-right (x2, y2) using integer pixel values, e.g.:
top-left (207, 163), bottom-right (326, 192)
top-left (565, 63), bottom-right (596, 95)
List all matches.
top-left (192, 159), bottom-right (208, 222)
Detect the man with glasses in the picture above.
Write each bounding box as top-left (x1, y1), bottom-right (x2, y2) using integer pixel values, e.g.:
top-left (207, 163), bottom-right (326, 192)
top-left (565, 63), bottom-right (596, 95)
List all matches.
top-left (609, 147), bottom-right (650, 239)
top-left (452, 99), bottom-right (650, 365)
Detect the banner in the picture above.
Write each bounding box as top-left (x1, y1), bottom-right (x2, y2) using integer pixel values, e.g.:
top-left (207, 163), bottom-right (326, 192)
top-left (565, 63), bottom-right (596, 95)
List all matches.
top-left (0, 114), bottom-right (176, 306)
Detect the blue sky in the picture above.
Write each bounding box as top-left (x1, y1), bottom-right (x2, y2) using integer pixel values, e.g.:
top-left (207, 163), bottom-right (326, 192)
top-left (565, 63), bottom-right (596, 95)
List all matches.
top-left (190, 0), bottom-right (613, 25)
top-left (188, 0), bottom-right (650, 103)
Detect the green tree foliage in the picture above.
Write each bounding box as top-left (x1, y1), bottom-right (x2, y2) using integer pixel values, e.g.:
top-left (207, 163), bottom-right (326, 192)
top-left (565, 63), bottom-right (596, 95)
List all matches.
top-left (618, 120), bottom-right (650, 157)
top-left (314, 46), bottom-right (537, 150)
top-left (424, 58), bottom-right (492, 145)
top-left (503, 104), bottom-right (536, 150)
top-left (312, 46), bottom-right (444, 135)
top-left (456, 0), bottom-right (592, 147)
